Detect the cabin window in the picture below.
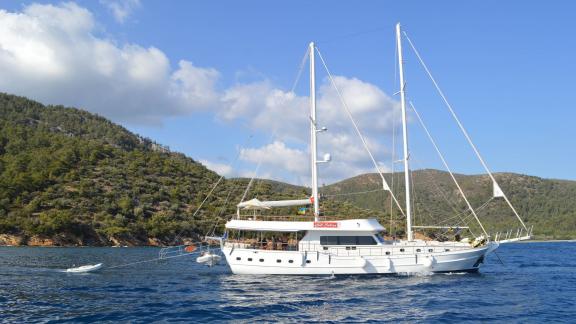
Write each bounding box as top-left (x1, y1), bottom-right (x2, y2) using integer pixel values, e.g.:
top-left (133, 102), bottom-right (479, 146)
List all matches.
top-left (445, 249), bottom-right (450, 252)
top-left (323, 247), bottom-right (328, 250)
top-left (236, 257), bottom-right (241, 261)
top-left (339, 236), bottom-right (357, 245)
top-left (289, 260), bottom-right (294, 263)
top-left (357, 236), bottom-right (377, 245)
top-left (321, 236), bottom-right (338, 245)
top-left (416, 249), bottom-right (421, 253)
top-left (276, 259), bottom-right (282, 263)
top-left (306, 260), bottom-right (311, 264)
top-left (428, 249), bottom-right (433, 253)
top-left (248, 258), bottom-right (253, 261)
top-left (259, 259), bottom-right (264, 262)
top-left (400, 248), bottom-right (405, 252)
top-left (320, 236), bottom-right (377, 246)
top-left (385, 251), bottom-right (391, 255)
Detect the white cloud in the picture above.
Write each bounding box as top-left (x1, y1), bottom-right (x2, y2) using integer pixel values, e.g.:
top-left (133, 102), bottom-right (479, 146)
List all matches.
top-left (221, 76), bottom-right (401, 184)
top-left (0, 2), bottom-right (219, 124)
top-left (200, 159), bottom-right (233, 177)
top-left (100, 0), bottom-right (141, 23)
top-left (240, 141), bottom-right (309, 175)
top-left (0, 3), bottom-right (402, 185)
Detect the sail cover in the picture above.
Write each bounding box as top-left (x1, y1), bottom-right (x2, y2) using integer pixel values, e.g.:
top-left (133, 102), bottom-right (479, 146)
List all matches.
top-left (237, 198), bottom-right (311, 209)
top-left (493, 181), bottom-right (505, 198)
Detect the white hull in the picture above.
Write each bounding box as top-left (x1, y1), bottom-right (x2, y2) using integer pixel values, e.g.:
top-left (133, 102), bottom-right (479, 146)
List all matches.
top-left (222, 242), bottom-right (498, 275)
top-left (66, 263), bottom-right (103, 273)
top-left (197, 253), bottom-right (222, 266)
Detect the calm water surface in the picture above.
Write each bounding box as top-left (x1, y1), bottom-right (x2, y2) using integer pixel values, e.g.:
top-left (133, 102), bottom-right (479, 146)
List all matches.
top-left (1, 242), bottom-right (575, 323)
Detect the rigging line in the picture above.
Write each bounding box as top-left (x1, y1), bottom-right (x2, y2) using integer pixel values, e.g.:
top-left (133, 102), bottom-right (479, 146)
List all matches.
top-left (239, 162), bottom-right (261, 203)
top-left (241, 45), bottom-right (308, 203)
top-left (407, 161), bottom-right (438, 227)
top-left (409, 100), bottom-right (488, 237)
top-left (493, 251), bottom-right (505, 265)
top-left (314, 46), bottom-right (406, 218)
top-left (475, 197), bottom-right (495, 214)
top-left (290, 48), bottom-right (310, 94)
top-left (169, 135), bottom-right (253, 246)
top-left (215, 181), bottom-right (239, 219)
top-left (409, 156), bottom-right (467, 225)
top-left (322, 188), bottom-right (386, 198)
top-left (410, 165), bottom-right (417, 225)
top-left (107, 247), bottom-right (222, 269)
top-left (403, 31), bottom-right (528, 232)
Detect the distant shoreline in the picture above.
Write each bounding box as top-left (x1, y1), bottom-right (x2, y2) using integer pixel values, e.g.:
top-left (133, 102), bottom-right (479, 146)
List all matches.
top-left (1, 239), bottom-right (575, 248)
top-left (521, 239), bottom-right (576, 243)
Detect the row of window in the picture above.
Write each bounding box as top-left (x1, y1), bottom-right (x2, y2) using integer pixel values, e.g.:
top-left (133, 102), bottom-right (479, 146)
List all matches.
top-left (233, 248), bottom-right (452, 263)
top-left (318, 247), bottom-right (451, 253)
top-left (236, 257), bottom-right (311, 264)
top-left (320, 236), bottom-right (377, 246)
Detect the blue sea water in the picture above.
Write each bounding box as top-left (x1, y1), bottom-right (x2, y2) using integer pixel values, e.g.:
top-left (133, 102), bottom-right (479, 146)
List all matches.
top-left (0, 242), bottom-right (575, 323)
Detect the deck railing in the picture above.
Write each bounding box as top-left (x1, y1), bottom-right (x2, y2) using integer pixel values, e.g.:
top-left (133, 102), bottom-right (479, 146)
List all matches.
top-left (491, 225), bottom-right (534, 243)
top-left (232, 214), bottom-right (365, 222)
top-left (224, 240), bottom-right (472, 257)
top-left (298, 242), bottom-right (472, 257)
top-left (225, 241), bottom-right (299, 251)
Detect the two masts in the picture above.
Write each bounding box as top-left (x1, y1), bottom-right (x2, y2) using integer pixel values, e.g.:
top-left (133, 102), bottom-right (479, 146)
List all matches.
top-left (220, 23), bottom-right (528, 275)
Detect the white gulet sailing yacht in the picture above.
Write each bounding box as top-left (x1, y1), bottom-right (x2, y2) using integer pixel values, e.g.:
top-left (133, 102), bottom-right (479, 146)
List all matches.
top-left (219, 23), bottom-right (532, 275)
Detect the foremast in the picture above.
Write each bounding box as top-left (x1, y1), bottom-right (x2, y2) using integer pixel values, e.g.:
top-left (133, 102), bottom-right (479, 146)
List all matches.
top-left (309, 42), bottom-right (320, 221)
top-left (396, 23), bottom-right (414, 241)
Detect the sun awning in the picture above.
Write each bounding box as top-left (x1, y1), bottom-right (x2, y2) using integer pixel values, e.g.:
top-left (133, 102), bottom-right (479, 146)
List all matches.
top-left (237, 198), bottom-right (311, 209)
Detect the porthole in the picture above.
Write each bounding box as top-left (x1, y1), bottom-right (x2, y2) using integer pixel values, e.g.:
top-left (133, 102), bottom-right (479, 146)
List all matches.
top-left (306, 260), bottom-right (311, 264)
top-left (400, 248), bottom-right (405, 252)
top-left (248, 258), bottom-right (253, 261)
top-left (276, 259), bottom-right (281, 263)
top-left (416, 249), bottom-right (421, 252)
top-left (236, 257), bottom-right (241, 261)
top-left (259, 259), bottom-right (264, 262)
top-left (289, 260), bottom-right (294, 263)
top-left (385, 251), bottom-right (391, 255)
top-left (445, 249), bottom-right (450, 252)
top-left (428, 249), bottom-right (433, 253)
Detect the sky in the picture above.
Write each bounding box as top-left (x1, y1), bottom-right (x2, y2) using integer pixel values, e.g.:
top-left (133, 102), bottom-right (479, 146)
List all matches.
top-left (0, 0), bottom-right (575, 186)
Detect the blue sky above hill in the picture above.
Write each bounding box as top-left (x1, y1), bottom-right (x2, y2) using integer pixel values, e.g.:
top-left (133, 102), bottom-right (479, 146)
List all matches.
top-left (1, 1), bottom-right (575, 184)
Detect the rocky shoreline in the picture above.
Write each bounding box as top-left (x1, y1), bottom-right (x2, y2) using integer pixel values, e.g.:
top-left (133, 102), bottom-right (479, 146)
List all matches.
top-left (0, 233), bottom-right (200, 247)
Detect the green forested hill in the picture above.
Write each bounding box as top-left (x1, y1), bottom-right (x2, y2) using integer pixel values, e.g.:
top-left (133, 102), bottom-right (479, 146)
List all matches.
top-left (321, 170), bottom-right (576, 240)
top-left (0, 93), bottom-right (376, 246)
top-left (1, 93), bottom-right (573, 245)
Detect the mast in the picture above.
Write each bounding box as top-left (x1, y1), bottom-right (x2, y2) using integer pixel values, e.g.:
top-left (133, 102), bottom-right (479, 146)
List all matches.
top-left (309, 42), bottom-right (320, 221)
top-left (396, 23), bottom-right (413, 241)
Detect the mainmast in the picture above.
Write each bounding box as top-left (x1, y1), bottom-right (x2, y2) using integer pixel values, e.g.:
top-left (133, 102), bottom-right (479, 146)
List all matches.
top-left (396, 23), bottom-right (413, 241)
top-left (309, 42), bottom-right (320, 221)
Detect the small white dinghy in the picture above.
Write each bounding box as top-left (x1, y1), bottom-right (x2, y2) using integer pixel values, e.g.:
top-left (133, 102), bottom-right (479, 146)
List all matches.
top-left (66, 263), bottom-right (103, 273)
top-left (196, 253), bottom-right (221, 267)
